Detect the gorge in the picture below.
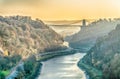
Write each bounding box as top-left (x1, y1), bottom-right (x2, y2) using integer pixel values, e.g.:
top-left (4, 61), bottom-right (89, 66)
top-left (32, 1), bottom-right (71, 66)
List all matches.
top-left (44, 19), bottom-right (120, 79)
top-left (0, 0), bottom-right (120, 79)
top-left (0, 16), bottom-right (120, 79)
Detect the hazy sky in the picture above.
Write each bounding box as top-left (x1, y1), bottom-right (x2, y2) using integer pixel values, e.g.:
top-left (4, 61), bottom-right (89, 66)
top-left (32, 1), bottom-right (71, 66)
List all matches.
top-left (0, 0), bottom-right (120, 20)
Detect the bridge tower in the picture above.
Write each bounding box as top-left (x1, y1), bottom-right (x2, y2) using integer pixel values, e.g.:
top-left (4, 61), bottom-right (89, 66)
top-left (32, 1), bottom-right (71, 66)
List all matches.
top-left (82, 19), bottom-right (86, 27)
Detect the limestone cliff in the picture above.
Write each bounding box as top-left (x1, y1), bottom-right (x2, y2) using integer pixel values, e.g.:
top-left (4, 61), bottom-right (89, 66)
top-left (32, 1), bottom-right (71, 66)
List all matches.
top-left (0, 16), bottom-right (65, 58)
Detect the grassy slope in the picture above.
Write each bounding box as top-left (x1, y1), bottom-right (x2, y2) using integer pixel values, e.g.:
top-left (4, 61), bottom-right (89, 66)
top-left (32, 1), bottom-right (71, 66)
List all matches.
top-left (0, 70), bottom-right (10, 76)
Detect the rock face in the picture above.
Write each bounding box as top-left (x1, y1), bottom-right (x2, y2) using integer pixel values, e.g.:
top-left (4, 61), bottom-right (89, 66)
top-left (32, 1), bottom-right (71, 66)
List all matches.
top-left (66, 19), bottom-right (120, 52)
top-left (82, 24), bottom-right (120, 79)
top-left (0, 16), bottom-right (64, 58)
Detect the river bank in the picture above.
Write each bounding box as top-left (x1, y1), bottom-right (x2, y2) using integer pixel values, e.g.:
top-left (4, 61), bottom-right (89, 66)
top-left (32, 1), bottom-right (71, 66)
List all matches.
top-left (34, 48), bottom-right (77, 79)
top-left (21, 47), bottom-right (100, 79)
top-left (6, 47), bottom-right (77, 79)
top-left (6, 47), bottom-right (91, 79)
top-left (37, 48), bottom-right (77, 61)
top-left (78, 60), bottom-right (103, 79)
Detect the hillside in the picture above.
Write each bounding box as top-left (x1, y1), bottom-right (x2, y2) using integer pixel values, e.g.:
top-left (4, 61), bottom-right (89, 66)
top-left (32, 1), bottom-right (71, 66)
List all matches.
top-left (80, 24), bottom-right (120, 79)
top-left (66, 19), bottom-right (120, 52)
top-left (0, 16), bottom-right (67, 79)
top-left (0, 16), bottom-right (65, 58)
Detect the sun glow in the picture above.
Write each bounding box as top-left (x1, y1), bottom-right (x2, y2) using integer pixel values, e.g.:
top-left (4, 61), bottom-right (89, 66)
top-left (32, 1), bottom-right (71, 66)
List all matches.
top-left (0, 0), bottom-right (120, 20)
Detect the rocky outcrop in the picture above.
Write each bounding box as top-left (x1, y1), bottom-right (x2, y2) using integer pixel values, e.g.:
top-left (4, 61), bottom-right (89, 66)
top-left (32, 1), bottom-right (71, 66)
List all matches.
top-left (80, 24), bottom-right (120, 79)
top-left (66, 19), bottom-right (120, 52)
top-left (0, 16), bottom-right (65, 58)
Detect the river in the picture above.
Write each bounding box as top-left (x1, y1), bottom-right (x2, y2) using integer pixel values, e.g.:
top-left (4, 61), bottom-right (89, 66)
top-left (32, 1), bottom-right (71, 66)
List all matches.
top-left (37, 53), bottom-right (88, 79)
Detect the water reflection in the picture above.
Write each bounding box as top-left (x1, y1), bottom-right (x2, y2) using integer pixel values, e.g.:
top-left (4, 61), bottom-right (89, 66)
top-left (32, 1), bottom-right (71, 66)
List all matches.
top-left (37, 53), bottom-right (87, 79)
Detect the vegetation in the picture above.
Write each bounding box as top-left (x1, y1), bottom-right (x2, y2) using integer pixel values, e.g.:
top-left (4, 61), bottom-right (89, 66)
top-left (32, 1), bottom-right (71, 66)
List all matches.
top-left (80, 24), bottom-right (120, 79)
top-left (0, 54), bottom-right (21, 78)
top-left (0, 16), bottom-right (65, 78)
top-left (78, 60), bottom-right (102, 79)
top-left (23, 55), bottom-right (42, 79)
top-left (0, 71), bottom-right (10, 76)
top-left (0, 70), bottom-right (10, 79)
